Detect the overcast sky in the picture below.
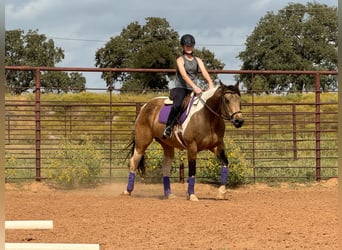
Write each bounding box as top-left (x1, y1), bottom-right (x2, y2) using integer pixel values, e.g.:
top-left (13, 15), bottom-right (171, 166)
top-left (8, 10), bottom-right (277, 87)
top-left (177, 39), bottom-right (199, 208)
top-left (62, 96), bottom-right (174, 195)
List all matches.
top-left (5, 0), bottom-right (338, 89)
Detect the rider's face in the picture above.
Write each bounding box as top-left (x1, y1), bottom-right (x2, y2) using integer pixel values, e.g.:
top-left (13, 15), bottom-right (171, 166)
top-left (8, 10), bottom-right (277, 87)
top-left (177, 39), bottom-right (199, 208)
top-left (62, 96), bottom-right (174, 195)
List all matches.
top-left (183, 45), bottom-right (194, 54)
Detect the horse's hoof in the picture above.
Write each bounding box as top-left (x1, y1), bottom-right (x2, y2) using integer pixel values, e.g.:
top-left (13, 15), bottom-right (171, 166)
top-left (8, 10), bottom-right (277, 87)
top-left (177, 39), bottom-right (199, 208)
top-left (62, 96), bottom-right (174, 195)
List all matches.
top-left (189, 194), bottom-right (199, 201)
top-left (121, 190), bottom-right (131, 196)
top-left (216, 192), bottom-right (226, 200)
top-left (166, 193), bottom-right (177, 199)
top-left (216, 185), bottom-right (227, 200)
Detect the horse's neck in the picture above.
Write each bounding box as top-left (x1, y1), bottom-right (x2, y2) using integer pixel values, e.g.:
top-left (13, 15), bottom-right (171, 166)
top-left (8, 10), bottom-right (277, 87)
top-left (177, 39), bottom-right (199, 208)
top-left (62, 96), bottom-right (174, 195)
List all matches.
top-left (201, 87), bottom-right (221, 110)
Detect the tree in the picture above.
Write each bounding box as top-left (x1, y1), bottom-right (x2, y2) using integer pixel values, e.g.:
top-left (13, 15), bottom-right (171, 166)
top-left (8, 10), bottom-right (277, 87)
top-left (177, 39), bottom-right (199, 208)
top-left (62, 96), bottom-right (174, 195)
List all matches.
top-left (5, 29), bottom-right (86, 94)
top-left (95, 17), bottom-right (224, 92)
top-left (237, 2), bottom-right (337, 93)
top-left (41, 72), bottom-right (86, 93)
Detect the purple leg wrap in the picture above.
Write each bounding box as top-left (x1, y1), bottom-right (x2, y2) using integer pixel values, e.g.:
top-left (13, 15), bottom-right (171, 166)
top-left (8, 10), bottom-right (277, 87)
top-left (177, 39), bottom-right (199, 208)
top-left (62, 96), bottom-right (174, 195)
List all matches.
top-left (187, 177), bottom-right (195, 195)
top-left (163, 176), bottom-right (171, 196)
top-left (127, 172), bottom-right (135, 192)
top-left (220, 166), bottom-right (228, 185)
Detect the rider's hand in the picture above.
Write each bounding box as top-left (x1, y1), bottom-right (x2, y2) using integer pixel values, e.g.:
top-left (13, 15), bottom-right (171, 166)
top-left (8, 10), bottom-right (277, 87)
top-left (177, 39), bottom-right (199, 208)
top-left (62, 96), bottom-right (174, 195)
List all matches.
top-left (194, 86), bottom-right (202, 95)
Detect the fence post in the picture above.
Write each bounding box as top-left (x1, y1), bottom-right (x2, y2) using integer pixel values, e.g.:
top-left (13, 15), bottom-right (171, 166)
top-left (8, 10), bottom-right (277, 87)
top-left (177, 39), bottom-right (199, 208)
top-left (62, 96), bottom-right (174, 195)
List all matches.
top-left (108, 75), bottom-right (113, 182)
top-left (179, 162), bottom-right (184, 183)
top-left (251, 73), bottom-right (256, 183)
top-left (35, 69), bottom-right (41, 181)
top-left (135, 103), bottom-right (141, 118)
top-left (292, 104), bottom-right (297, 160)
top-left (6, 113), bottom-right (10, 144)
top-left (315, 73), bottom-right (321, 181)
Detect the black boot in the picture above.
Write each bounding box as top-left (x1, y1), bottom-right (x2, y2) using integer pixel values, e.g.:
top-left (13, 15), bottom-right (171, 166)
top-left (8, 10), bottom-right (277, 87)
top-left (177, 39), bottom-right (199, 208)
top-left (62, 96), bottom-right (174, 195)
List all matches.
top-left (163, 126), bottom-right (172, 138)
top-left (163, 106), bottom-right (179, 138)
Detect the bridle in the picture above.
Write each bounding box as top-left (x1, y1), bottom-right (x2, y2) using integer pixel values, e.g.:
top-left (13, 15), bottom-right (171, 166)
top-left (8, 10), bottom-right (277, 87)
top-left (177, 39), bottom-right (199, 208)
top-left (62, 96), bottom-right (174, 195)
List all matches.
top-left (198, 89), bottom-right (242, 121)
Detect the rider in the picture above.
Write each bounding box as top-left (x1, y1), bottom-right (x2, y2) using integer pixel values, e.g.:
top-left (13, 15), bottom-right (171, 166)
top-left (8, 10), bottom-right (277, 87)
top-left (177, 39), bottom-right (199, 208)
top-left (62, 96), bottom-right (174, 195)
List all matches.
top-left (163, 34), bottom-right (215, 138)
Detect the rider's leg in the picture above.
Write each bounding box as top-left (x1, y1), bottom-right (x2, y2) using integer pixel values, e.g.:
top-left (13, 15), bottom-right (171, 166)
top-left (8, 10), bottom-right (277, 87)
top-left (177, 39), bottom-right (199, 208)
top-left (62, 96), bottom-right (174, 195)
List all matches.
top-left (163, 88), bottom-right (189, 138)
top-left (163, 105), bottom-right (180, 137)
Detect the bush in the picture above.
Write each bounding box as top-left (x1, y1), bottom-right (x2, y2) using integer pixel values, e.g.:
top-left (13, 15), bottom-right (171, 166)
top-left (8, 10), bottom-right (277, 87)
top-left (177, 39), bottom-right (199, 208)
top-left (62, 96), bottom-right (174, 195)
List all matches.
top-left (5, 152), bottom-right (17, 181)
top-left (143, 142), bottom-right (186, 183)
top-left (198, 138), bottom-right (251, 187)
top-left (48, 137), bottom-right (103, 188)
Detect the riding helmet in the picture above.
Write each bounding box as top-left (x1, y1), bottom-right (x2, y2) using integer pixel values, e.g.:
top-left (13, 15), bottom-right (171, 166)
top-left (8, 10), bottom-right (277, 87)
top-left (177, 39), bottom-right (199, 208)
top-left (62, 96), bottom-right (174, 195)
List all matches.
top-left (180, 34), bottom-right (195, 46)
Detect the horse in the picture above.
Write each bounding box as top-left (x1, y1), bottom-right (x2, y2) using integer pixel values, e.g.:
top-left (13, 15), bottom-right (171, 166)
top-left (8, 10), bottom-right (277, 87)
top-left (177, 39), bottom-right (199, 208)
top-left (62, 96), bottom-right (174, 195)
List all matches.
top-left (122, 81), bottom-right (244, 201)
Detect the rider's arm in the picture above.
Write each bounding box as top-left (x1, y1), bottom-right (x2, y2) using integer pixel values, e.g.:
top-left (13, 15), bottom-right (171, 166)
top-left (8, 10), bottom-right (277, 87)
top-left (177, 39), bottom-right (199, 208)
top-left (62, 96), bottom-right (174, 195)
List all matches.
top-left (196, 57), bottom-right (214, 90)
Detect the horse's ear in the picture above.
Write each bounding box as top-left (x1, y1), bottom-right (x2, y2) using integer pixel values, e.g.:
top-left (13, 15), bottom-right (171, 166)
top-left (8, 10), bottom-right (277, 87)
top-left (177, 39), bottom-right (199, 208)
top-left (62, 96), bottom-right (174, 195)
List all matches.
top-left (235, 80), bottom-right (240, 89)
top-left (219, 80), bottom-right (224, 87)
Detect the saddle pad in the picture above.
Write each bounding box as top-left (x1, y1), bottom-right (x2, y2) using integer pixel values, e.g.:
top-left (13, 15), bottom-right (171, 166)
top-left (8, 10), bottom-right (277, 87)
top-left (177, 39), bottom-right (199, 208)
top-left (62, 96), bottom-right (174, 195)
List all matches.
top-left (158, 105), bottom-right (187, 124)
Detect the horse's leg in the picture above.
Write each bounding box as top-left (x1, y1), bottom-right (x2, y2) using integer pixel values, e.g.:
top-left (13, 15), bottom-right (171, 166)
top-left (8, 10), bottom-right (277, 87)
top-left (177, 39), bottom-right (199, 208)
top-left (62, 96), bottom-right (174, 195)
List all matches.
top-left (123, 131), bottom-right (153, 196)
top-left (161, 144), bottom-right (175, 198)
top-left (214, 143), bottom-right (229, 200)
top-left (187, 145), bottom-right (199, 201)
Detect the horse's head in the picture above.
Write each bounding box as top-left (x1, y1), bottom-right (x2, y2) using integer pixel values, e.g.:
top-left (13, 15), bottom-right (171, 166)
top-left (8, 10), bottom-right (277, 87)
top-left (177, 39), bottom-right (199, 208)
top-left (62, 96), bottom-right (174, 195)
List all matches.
top-left (219, 80), bottom-right (244, 128)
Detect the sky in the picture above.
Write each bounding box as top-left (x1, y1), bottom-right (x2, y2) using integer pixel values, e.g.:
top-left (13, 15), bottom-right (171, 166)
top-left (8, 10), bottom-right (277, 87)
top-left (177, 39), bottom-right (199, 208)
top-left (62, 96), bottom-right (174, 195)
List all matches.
top-left (5, 0), bottom-right (338, 89)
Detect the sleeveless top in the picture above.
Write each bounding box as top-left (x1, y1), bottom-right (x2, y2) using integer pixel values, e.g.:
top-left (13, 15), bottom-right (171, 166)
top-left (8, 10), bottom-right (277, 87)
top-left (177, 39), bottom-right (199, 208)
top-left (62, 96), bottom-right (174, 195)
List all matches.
top-left (174, 55), bottom-right (198, 90)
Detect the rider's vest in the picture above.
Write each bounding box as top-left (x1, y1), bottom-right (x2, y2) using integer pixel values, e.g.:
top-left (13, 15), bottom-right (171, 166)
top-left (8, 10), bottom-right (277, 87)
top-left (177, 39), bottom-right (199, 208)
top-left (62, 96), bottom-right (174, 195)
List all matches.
top-left (174, 55), bottom-right (199, 90)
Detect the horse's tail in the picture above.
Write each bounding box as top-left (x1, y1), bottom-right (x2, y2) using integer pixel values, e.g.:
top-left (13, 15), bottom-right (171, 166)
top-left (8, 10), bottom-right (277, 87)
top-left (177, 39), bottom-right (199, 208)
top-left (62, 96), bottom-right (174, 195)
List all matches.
top-left (126, 133), bottom-right (146, 177)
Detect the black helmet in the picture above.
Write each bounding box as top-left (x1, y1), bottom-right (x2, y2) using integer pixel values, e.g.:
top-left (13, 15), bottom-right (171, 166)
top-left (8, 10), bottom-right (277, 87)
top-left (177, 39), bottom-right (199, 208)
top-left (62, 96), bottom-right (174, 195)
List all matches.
top-left (180, 34), bottom-right (195, 46)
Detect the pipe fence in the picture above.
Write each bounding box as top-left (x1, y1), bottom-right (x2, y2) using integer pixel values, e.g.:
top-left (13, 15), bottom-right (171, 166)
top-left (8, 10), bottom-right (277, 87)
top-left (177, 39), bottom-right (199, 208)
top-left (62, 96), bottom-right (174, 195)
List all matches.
top-left (4, 66), bottom-right (338, 183)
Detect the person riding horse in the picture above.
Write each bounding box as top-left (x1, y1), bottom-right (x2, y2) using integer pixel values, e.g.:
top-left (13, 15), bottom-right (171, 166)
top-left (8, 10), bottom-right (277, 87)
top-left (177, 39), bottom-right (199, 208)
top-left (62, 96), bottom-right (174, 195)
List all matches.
top-left (123, 34), bottom-right (244, 201)
top-left (163, 34), bottom-right (215, 138)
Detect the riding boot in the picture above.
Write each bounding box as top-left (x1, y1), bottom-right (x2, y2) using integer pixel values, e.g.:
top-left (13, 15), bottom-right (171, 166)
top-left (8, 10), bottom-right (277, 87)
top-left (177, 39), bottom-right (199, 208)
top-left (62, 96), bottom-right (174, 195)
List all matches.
top-left (163, 106), bottom-right (179, 138)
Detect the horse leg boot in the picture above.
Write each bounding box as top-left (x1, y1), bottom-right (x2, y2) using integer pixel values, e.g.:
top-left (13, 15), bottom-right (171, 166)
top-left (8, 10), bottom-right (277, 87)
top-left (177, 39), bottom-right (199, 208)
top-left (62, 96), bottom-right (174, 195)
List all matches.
top-left (162, 105), bottom-right (179, 138)
top-left (187, 159), bottom-right (199, 201)
top-left (216, 149), bottom-right (229, 200)
top-left (162, 146), bottom-right (176, 199)
top-left (187, 176), bottom-right (199, 201)
top-left (163, 176), bottom-right (177, 199)
top-left (122, 171), bottom-right (135, 195)
top-left (216, 165), bottom-right (228, 200)
top-left (127, 171), bottom-right (135, 193)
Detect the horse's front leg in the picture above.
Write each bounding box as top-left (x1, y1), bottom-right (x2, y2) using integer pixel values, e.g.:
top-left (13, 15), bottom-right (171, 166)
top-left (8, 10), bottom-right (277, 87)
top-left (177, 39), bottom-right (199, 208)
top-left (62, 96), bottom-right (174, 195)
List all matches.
top-left (215, 147), bottom-right (229, 200)
top-left (187, 146), bottom-right (199, 201)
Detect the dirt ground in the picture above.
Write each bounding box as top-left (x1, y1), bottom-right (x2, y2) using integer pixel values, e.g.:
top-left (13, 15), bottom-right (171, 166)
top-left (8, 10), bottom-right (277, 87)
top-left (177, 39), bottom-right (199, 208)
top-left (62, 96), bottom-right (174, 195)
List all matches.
top-left (5, 179), bottom-right (338, 250)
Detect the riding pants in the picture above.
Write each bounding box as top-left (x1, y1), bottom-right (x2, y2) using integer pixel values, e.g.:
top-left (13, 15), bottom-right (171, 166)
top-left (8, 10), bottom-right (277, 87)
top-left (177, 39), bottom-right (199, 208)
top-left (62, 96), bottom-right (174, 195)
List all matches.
top-left (166, 88), bottom-right (192, 127)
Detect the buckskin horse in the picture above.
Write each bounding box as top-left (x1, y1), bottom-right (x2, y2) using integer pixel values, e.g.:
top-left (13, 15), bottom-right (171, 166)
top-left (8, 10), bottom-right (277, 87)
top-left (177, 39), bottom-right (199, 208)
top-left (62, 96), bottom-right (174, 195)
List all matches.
top-left (123, 81), bottom-right (244, 201)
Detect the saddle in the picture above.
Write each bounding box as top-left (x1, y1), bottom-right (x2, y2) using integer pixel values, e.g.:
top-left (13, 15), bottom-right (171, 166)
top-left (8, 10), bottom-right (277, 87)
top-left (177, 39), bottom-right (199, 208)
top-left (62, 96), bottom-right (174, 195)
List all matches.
top-left (158, 93), bottom-right (197, 148)
top-left (164, 92), bottom-right (193, 112)
top-left (159, 92), bottom-right (195, 125)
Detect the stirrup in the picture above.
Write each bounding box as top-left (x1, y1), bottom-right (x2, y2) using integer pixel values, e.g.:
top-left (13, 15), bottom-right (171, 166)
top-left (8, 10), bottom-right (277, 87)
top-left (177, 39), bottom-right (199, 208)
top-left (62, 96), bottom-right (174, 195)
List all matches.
top-left (163, 126), bottom-right (172, 138)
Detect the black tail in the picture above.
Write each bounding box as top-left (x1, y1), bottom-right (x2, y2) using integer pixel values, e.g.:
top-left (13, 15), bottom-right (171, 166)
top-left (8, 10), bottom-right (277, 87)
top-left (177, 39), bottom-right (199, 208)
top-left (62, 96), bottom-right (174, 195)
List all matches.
top-left (126, 133), bottom-right (146, 177)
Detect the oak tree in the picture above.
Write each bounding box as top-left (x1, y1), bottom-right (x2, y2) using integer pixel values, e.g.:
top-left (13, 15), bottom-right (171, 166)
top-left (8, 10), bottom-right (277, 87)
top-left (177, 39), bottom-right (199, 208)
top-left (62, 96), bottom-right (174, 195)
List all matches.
top-left (95, 17), bottom-right (224, 92)
top-left (237, 2), bottom-right (337, 93)
top-left (5, 29), bottom-right (86, 94)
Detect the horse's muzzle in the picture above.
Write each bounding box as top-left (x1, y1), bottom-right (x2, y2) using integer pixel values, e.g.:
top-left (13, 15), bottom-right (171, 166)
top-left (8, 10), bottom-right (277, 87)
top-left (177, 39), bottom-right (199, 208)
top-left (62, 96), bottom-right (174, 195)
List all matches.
top-left (232, 118), bottom-right (244, 128)
top-left (230, 111), bottom-right (244, 128)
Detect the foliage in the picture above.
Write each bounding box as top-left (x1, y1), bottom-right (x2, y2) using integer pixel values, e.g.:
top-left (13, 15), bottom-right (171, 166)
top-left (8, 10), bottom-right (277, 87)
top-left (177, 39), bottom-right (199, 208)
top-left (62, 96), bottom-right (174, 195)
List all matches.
top-left (95, 17), bottom-right (224, 92)
top-left (198, 138), bottom-right (251, 187)
top-left (143, 142), bottom-right (180, 183)
top-left (41, 71), bottom-right (86, 93)
top-left (48, 137), bottom-right (103, 188)
top-left (5, 29), bottom-right (86, 94)
top-left (5, 152), bottom-right (17, 181)
top-left (238, 2), bottom-right (337, 92)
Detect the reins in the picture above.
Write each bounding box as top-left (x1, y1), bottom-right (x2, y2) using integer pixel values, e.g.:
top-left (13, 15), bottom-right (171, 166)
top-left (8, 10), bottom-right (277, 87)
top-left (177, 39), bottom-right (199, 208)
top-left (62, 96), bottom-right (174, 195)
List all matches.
top-left (197, 90), bottom-right (242, 121)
